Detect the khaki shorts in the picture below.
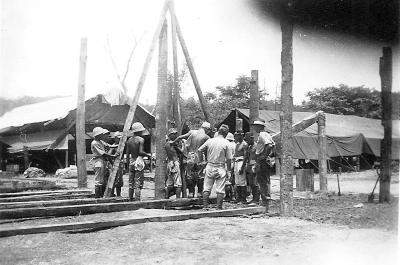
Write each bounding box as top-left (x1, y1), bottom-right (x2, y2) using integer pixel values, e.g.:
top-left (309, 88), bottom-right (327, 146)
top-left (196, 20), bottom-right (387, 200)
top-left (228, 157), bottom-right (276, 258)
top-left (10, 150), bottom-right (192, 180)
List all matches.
top-left (166, 160), bottom-right (182, 187)
top-left (203, 164), bottom-right (227, 195)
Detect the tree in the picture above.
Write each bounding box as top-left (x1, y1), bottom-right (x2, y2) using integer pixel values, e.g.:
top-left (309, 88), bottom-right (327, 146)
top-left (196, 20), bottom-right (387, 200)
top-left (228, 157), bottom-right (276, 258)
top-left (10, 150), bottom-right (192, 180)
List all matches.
top-left (303, 84), bottom-right (391, 119)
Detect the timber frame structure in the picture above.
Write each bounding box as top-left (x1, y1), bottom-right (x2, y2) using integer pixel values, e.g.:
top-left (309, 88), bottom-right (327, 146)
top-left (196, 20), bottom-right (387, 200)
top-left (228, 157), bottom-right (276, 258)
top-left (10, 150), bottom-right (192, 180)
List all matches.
top-left (103, 0), bottom-right (210, 198)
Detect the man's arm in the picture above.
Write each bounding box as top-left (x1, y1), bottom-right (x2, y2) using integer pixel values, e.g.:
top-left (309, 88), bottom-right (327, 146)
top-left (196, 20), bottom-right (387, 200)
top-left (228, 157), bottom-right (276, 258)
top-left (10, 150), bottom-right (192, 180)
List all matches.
top-left (172, 131), bottom-right (192, 143)
top-left (197, 140), bottom-right (208, 163)
top-left (138, 138), bottom-right (149, 157)
top-left (239, 143), bottom-right (248, 174)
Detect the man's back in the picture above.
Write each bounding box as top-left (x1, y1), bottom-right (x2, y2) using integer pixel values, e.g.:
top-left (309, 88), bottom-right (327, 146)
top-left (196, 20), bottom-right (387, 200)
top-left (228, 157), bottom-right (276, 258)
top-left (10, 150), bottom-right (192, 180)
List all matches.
top-left (127, 136), bottom-right (144, 160)
top-left (200, 136), bottom-right (232, 164)
top-left (187, 129), bottom-right (209, 153)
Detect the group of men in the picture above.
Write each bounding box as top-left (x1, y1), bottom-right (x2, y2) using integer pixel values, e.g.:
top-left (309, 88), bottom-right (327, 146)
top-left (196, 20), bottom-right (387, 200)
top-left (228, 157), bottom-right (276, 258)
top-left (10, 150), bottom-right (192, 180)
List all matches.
top-left (90, 118), bottom-right (275, 211)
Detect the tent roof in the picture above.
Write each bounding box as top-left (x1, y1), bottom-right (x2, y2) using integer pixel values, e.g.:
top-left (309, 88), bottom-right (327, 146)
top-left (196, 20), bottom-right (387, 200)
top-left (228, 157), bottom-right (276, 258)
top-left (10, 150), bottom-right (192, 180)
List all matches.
top-left (236, 109), bottom-right (400, 139)
top-left (221, 109), bottom-right (399, 159)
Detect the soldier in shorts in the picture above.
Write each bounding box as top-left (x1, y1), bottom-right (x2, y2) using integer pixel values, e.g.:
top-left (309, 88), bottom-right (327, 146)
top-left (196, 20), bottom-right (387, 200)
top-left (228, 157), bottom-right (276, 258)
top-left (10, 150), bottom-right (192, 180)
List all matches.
top-left (126, 122), bottom-right (150, 201)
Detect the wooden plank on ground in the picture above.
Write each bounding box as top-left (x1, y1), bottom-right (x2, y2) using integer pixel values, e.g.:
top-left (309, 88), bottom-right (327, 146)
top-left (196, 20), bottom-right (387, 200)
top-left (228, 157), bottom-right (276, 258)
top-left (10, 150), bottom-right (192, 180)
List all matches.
top-left (0, 197), bottom-right (130, 209)
top-left (0, 206), bottom-right (266, 237)
top-left (0, 198), bottom-right (213, 219)
top-left (0, 189), bottom-right (91, 198)
top-left (0, 193), bottom-right (92, 203)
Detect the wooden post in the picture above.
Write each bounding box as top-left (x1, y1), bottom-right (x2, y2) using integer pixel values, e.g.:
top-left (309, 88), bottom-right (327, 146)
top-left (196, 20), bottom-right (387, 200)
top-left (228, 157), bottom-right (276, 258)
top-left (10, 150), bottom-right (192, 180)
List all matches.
top-left (76, 37), bottom-right (88, 188)
top-left (279, 0), bottom-right (294, 217)
top-left (318, 112), bottom-right (327, 191)
top-left (174, 14), bottom-right (210, 123)
top-left (23, 146), bottom-right (29, 170)
top-left (170, 0), bottom-right (182, 133)
top-left (249, 70), bottom-right (260, 134)
top-left (154, 20), bottom-right (169, 200)
top-left (65, 148), bottom-right (69, 168)
top-left (103, 1), bottom-right (169, 197)
top-left (379, 47), bottom-right (392, 203)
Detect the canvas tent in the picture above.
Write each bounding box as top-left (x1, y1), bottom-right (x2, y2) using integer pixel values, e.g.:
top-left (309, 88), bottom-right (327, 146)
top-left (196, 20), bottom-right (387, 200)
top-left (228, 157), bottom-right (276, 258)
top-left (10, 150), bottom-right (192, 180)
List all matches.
top-left (221, 109), bottom-right (400, 160)
top-left (0, 94), bottom-right (155, 171)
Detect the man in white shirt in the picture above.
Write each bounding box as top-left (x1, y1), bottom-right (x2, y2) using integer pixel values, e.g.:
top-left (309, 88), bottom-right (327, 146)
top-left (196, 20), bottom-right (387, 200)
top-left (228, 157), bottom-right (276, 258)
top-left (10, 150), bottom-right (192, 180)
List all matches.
top-left (198, 124), bottom-right (232, 210)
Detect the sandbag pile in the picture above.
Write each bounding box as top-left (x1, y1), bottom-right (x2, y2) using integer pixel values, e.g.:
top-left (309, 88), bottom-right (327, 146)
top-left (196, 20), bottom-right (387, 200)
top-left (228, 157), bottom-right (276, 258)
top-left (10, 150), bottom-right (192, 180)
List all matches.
top-left (55, 165), bottom-right (78, 179)
top-left (23, 167), bottom-right (46, 178)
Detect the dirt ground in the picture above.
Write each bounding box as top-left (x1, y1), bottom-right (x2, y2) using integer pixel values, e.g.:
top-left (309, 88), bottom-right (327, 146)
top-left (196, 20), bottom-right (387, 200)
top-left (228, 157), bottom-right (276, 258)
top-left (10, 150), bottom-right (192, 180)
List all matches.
top-left (0, 170), bottom-right (398, 265)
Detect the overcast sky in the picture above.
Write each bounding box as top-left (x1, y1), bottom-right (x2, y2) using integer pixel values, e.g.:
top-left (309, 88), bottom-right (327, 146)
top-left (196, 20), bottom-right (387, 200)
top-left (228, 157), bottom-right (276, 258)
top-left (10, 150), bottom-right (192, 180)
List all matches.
top-left (1, 0), bottom-right (399, 105)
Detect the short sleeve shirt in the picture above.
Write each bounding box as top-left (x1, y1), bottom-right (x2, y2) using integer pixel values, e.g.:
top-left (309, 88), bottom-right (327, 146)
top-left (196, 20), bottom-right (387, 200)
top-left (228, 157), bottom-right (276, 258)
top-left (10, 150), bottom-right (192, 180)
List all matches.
top-left (255, 131), bottom-right (274, 155)
top-left (198, 136), bottom-right (232, 164)
top-left (91, 140), bottom-right (106, 158)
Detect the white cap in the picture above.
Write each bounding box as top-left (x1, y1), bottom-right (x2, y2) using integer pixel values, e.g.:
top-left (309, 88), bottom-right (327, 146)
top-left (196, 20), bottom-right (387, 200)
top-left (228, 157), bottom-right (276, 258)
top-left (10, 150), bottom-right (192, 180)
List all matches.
top-left (201, 122), bottom-right (211, 129)
top-left (226, 132), bottom-right (234, 141)
top-left (131, 122), bottom-right (145, 133)
top-left (93, 127), bottom-right (109, 137)
top-left (251, 120), bottom-right (265, 126)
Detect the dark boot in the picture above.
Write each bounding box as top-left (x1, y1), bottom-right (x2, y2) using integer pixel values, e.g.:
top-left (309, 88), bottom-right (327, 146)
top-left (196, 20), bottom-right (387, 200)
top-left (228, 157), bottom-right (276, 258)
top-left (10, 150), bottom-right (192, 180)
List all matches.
top-left (101, 185), bottom-right (106, 197)
top-left (116, 187), bottom-right (122, 197)
top-left (175, 187), bottom-right (182, 199)
top-left (234, 186), bottom-right (240, 204)
top-left (94, 185), bottom-right (102, 198)
top-left (241, 186), bottom-right (248, 204)
top-left (129, 188), bottom-right (134, 201)
top-left (248, 186), bottom-right (260, 204)
top-left (216, 193), bottom-right (224, 210)
top-left (110, 187), bottom-right (116, 197)
top-left (134, 189), bottom-right (141, 201)
top-left (202, 191), bottom-right (210, 209)
top-left (197, 178), bottom-right (204, 198)
top-left (165, 186), bottom-right (172, 199)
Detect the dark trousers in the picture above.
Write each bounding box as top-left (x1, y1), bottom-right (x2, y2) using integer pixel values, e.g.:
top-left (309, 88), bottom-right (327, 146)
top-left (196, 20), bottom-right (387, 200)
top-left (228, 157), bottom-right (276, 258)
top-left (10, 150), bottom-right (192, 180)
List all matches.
top-left (256, 160), bottom-right (271, 203)
top-left (186, 163), bottom-right (204, 196)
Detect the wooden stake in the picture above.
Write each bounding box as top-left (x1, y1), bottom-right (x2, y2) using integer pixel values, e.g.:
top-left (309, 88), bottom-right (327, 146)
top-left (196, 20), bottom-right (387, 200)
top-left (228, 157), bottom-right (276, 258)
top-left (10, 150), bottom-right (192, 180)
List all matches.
top-left (379, 47), bottom-right (392, 203)
top-left (174, 14), bottom-right (210, 122)
top-left (76, 38), bottom-right (88, 188)
top-left (154, 20), bottom-right (169, 199)
top-left (249, 70), bottom-right (260, 134)
top-left (103, 1), bottom-right (169, 197)
top-left (318, 112), bottom-right (328, 191)
top-left (23, 146), bottom-right (29, 170)
top-left (279, 0), bottom-right (294, 217)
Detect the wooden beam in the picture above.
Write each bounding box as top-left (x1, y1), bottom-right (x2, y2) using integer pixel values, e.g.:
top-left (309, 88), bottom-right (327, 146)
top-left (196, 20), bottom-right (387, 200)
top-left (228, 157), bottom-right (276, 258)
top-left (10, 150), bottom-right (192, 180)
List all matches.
top-left (0, 189), bottom-right (91, 198)
top-left (0, 197), bottom-right (129, 210)
top-left (47, 122), bottom-right (74, 150)
top-left (249, 70), bottom-right (260, 134)
top-left (318, 113), bottom-right (328, 191)
top-left (173, 14), bottom-right (210, 123)
top-left (154, 20), bottom-right (169, 199)
top-left (271, 111), bottom-right (322, 143)
top-left (279, 0), bottom-right (294, 217)
top-left (0, 207), bottom-right (266, 237)
top-left (0, 198), bottom-right (212, 219)
top-left (104, 1), bottom-right (170, 197)
top-left (379, 47), bottom-right (392, 203)
top-left (76, 37), bottom-right (88, 188)
top-left (170, 0), bottom-right (182, 133)
top-left (0, 193), bottom-right (92, 203)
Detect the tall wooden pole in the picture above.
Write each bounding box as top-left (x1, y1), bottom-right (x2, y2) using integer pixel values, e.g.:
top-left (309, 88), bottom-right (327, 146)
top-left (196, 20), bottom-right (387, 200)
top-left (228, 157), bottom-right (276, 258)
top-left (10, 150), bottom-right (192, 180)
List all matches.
top-left (174, 14), bottom-right (210, 123)
top-left (170, 0), bottom-right (182, 133)
top-left (154, 20), bottom-right (169, 199)
top-left (318, 112), bottom-right (328, 191)
top-left (279, 1), bottom-right (294, 217)
top-left (104, 1), bottom-right (169, 197)
top-left (249, 70), bottom-right (260, 134)
top-left (379, 47), bottom-right (392, 203)
top-left (76, 37), bottom-right (87, 188)
top-left (23, 146), bottom-right (30, 170)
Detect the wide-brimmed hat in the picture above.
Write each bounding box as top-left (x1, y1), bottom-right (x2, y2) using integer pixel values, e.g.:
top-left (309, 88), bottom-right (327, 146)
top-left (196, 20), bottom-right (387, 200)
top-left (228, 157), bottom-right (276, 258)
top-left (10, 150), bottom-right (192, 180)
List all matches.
top-left (131, 122), bottom-right (145, 133)
top-left (92, 127), bottom-right (109, 137)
